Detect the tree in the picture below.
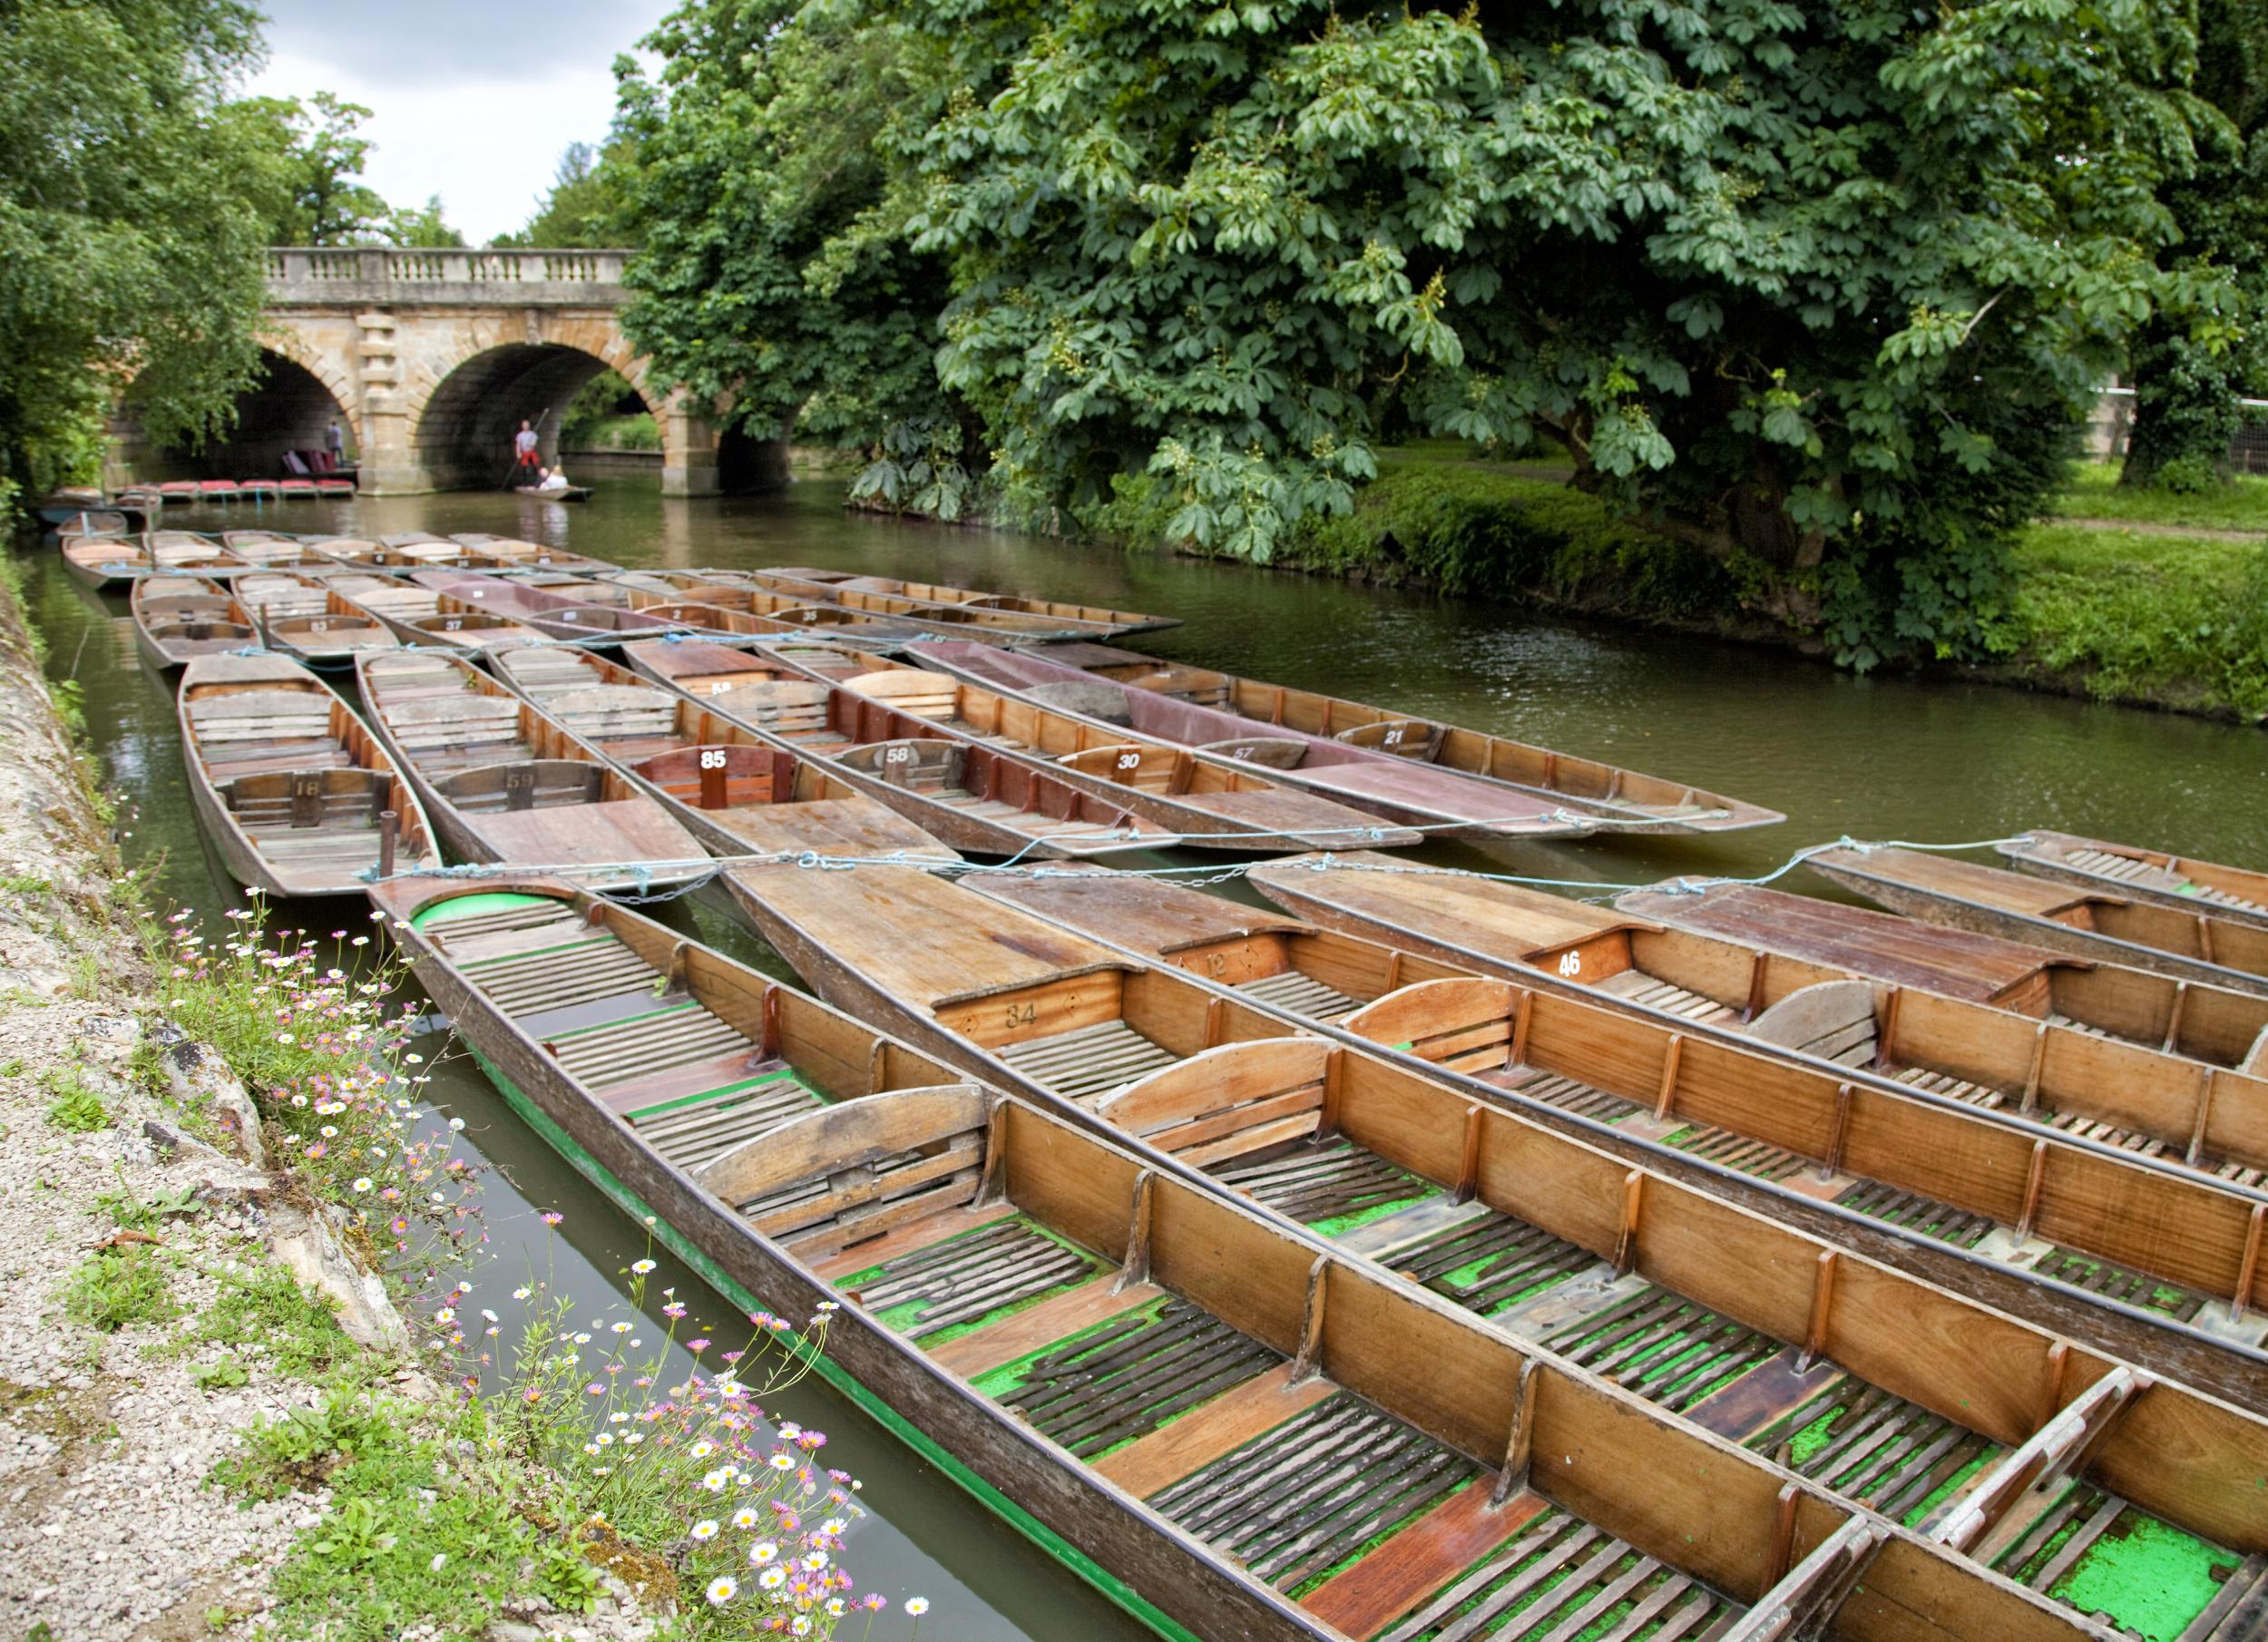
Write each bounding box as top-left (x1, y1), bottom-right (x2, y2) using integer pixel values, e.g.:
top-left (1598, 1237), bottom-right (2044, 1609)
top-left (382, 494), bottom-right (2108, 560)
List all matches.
top-left (612, 11), bottom-right (963, 504)
top-left (234, 90), bottom-right (393, 246)
top-left (0, 0), bottom-right (279, 503)
top-left (2119, 0), bottom-right (2268, 492)
top-left (498, 141), bottom-right (638, 248)
top-left (389, 194), bottom-right (466, 249)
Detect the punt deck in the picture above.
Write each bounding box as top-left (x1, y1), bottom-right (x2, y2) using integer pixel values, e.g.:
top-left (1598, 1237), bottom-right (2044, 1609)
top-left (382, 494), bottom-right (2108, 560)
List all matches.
top-left (2004, 832), bottom-right (2268, 932)
top-left (131, 574), bottom-right (256, 670)
top-left (1810, 845), bottom-right (2268, 997)
top-left (751, 564), bottom-right (1181, 636)
top-left (741, 568), bottom-right (1146, 640)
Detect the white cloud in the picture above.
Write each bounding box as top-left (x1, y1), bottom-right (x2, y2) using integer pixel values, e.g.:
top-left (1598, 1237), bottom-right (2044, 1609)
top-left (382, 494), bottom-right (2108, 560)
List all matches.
top-left (245, 0), bottom-right (675, 244)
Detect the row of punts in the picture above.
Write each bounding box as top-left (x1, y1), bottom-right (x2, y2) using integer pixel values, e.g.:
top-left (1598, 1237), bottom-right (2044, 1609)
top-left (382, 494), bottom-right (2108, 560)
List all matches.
top-left (73, 533), bottom-right (2268, 1640)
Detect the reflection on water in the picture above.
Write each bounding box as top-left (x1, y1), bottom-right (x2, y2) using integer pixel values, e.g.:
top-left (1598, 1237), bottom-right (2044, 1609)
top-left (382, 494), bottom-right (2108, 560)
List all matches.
top-left (17, 473), bottom-right (2268, 1637)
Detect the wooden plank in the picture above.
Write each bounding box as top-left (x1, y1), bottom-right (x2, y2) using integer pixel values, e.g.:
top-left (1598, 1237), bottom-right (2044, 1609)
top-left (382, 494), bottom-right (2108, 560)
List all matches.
top-left (928, 1275), bottom-right (1165, 1378)
top-left (1302, 1483), bottom-right (1549, 1640)
top-left (1090, 1361), bottom-right (1340, 1499)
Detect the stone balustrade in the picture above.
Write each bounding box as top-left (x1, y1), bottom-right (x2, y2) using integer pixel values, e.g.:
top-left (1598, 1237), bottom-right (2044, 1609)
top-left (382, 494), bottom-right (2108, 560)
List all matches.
top-left (264, 248), bottom-right (631, 307)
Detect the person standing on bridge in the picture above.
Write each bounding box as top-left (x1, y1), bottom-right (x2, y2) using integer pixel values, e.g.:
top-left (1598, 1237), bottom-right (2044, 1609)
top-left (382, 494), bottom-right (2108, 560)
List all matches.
top-left (513, 418), bottom-right (540, 478)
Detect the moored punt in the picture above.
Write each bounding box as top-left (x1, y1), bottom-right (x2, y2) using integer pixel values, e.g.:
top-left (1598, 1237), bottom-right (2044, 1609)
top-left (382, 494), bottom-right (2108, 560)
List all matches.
top-left (619, 633), bottom-right (877, 696)
top-left (487, 645), bottom-right (958, 863)
top-left (324, 577), bottom-right (549, 655)
top-left (917, 642), bottom-right (1616, 843)
top-left (513, 483), bottom-right (593, 502)
top-left (60, 537), bottom-right (158, 591)
top-left (54, 510), bottom-right (130, 538)
top-left (354, 650), bottom-right (708, 891)
top-left (727, 861), bottom-right (2268, 1400)
top-left (312, 537), bottom-right (480, 572)
top-left (743, 568), bottom-right (1141, 640)
top-left (178, 654), bottom-right (439, 895)
top-left (1052, 643), bottom-right (1784, 835)
top-left (1810, 844), bottom-right (2268, 997)
top-left (1616, 878), bottom-right (2268, 1075)
top-left (2004, 832), bottom-right (2268, 930)
top-left (380, 875), bottom-right (2260, 1642)
top-left (613, 585), bottom-right (941, 649)
top-left (410, 575), bottom-right (699, 646)
top-left (130, 575), bottom-right (257, 670)
top-left (33, 486), bottom-right (105, 524)
top-left (758, 650), bottom-right (1424, 852)
top-left (620, 582), bottom-right (1053, 647)
top-left (445, 533), bottom-right (617, 574)
top-left (1246, 854), bottom-right (2268, 1179)
top-left (752, 564), bottom-right (1181, 637)
top-left (612, 640), bottom-right (1192, 859)
top-left (228, 571), bottom-right (332, 622)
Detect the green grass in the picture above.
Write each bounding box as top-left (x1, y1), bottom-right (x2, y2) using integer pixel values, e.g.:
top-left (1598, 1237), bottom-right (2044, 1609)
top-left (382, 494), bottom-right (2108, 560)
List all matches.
top-left (42, 1069), bottom-right (109, 1132)
top-left (2006, 523), bottom-right (2268, 718)
top-left (2049, 462), bottom-right (2268, 533)
top-left (61, 1246), bottom-right (176, 1333)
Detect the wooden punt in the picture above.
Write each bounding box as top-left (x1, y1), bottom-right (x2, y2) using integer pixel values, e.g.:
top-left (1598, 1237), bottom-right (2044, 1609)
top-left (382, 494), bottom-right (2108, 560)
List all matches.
top-left (618, 632), bottom-right (880, 695)
top-left (611, 584), bottom-right (941, 649)
top-left (220, 533), bottom-right (327, 569)
top-left (227, 570), bottom-right (331, 623)
top-left (54, 509), bottom-right (129, 538)
top-left (754, 650), bottom-right (1425, 852)
top-left (257, 593), bottom-right (401, 670)
top-left (1614, 878), bottom-right (2268, 1075)
top-left (445, 533), bottom-right (618, 574)
top-left (981, 638), bottom-right (1783, 834)
top-left (179, 654), bottom-right (439, 895)
top-left (619, 582), bottom-right (1051, 647)
top-left (379, 875), bottom-right (2262, 1642)
top-left (403, 576), bottom-right (697, 647)
top-left (613, 640), bottom-right (1181, 859)
top-left (1246, 854), bottom-right (2268, 1177)
top-left (726, 862), bottom-right (2268, 1405)
top-left (312, 537), bottom-right (482, 573)
top-left (485, 645), bottom-right (958, 863)
top-left (2003, 831), bottom-right (2268, 930)
top-left (750, 564), bottom-right (1181, 637)
top-left (743, 568), bottom-right (1146, 640)
top-left (1810, 845), bottom-right (2268, 997)
top-left (34, 486), bottom-right (105, 524)
top-left (513, 483), bottom-right (593, 502)
top-left (353, 650), bottom-right (709, 890)
top-left (131, 574), bottom-right (257, 670)
top-left (915, 641), bottom-right (1618, 843)
top-left (60, 537), bottom-right (160, 591)
top-left (324, 578), bottom-right (549, 655)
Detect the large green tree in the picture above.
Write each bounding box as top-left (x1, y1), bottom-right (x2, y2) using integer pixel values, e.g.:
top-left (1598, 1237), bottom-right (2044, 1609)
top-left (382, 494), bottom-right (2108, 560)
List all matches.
top-left (613, 9), bottom-right (963, 503)
top-left (234, 90), bottom-right (392, 245)
top-left (498, 140), bottom-right (639, 249)
top-left (0, 0), bottom-right (281, 503)
top-left (868, 0), bottom-right (2200, 662)
top-left (2118, 0), bottom-right (2268, 491)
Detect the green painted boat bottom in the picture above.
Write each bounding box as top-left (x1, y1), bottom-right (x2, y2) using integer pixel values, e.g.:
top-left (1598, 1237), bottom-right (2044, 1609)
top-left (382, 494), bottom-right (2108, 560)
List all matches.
top-left (463, 1043), bottom-right (1199, 1642)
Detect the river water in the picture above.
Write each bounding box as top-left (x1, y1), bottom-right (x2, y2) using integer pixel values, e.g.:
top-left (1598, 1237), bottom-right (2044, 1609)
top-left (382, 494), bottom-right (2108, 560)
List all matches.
top-left (17, 474), bottom-right (2267, 1637)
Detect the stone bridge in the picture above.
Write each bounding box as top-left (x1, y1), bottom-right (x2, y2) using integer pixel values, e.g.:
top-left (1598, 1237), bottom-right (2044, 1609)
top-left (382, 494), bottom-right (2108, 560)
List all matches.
top-left (108, 248), bottom-right (782, 496)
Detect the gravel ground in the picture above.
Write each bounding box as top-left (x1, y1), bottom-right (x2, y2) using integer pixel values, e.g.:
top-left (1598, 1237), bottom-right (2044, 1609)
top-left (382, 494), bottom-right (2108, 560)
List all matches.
top-left (0, 569), bottom-right (658, 1640)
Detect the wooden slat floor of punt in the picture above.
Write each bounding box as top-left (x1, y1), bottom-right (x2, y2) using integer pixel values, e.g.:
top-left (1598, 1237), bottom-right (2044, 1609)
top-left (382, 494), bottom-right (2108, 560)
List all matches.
top-left (1381, 1211), bottom-right (1602, 1317)
top-left (1538, 1286), bottom-right (1784, 1416)
top-left (995, 1297), bottom-right (1286, 1459)
top-left (622, 1070), bottom-right (828, 1175)
top-left (1591, 970), bottom-right (1743, 1028)
top-left (1990, 1485), bottom-right (2250, 1639)
top-left (1211, 1139), bottom-right (1432, 1227)
top-left (1744, 1381), bottom-right (2001, 1526)
top-left (2030, 1247), bottom-right (2209, 1324)
top-left (1892, 1064), bottom-right (2266, 1187)
top-left (1657, 1122), bottom-right (1810, 1183)
top-left (1491, 1068), bottom-right (1639, 1124)
top-left (1369, 1504), bottom-right (1741, 1642)
top-left (2068, 846), bottom-right (2268, 914)
top-left (1832, 1178), bottom-right (1997, 1248)
top-left (1481, 1063), bottom-right (1809, 1182)
top-left (835, 1216), bottom-right (1104, 1343)
top-left (994, 1019), bottom-right (1179, 1103)
top-left (1891, 1063), bottom-right (2009, 1109)
top-left (1148, 1393), bottom-right (1482, 1598)
top-left (1237, 969), bottom-right (1364, 1021)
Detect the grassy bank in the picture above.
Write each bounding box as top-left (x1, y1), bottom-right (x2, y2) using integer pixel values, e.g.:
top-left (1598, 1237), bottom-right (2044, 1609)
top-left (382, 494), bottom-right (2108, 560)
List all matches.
top-left (1106, 446), bottom-right (2268, 722)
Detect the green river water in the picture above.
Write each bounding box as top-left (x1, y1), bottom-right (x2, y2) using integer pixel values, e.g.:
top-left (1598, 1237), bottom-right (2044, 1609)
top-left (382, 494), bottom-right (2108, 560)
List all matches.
top-left (16, 474), bottom-right (2267, 1638)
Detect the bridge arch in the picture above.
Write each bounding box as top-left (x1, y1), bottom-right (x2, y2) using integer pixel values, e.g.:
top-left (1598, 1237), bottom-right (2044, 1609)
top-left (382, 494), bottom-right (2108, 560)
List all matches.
top-left (107, 345), bottom-right (355, 484)
top-left (407, 336), bottom-right (658, 491)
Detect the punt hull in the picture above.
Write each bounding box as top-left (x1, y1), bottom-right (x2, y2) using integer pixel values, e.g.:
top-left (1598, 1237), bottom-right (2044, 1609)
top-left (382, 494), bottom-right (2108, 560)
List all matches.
top-left (2003, 831), bottom-right (2268, 933)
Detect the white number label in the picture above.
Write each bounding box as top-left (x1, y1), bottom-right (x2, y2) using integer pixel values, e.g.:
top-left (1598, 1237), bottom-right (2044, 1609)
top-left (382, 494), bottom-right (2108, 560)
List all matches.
top-left (884, 747), bottom-right (913, 765)
top-left (1229, 746), bottom-right (1255, 760)
top-left (1383, 727), bottom-right (1403, 746)
top-left (699, 749), bottom-right (728, 770)
top-left (1556, 951), bottom-right (1582, 977)
top-left (442, 619), bottom-right (462, 631)
top-left (308, 619), bottom-right (328, 632)
top-left (1115, 752), bottom-right (1141, 770)
top-left (709, 681), bottom-right (730, 695)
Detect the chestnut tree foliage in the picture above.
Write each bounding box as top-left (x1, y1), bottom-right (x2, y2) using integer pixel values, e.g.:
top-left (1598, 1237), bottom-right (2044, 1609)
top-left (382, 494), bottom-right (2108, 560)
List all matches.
top-left (617, 0), bottom-right (2211, 662)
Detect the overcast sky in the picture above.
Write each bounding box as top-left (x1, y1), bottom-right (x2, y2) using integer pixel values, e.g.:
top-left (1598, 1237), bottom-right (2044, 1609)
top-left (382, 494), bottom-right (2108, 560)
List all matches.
top-left (249, 0), bottom-right (678, 244)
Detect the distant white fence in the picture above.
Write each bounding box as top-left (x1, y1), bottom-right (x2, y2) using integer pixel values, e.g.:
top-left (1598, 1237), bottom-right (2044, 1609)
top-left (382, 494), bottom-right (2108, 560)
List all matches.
top-left (263, 249), bottom-right (631, 307)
